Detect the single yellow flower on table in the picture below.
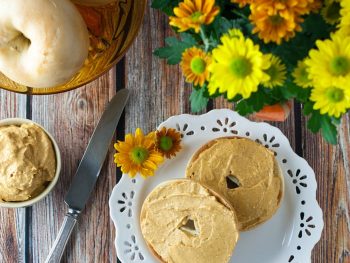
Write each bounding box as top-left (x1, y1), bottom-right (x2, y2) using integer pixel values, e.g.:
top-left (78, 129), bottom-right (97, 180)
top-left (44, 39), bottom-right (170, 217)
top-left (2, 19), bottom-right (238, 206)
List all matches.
top-left (181, 47), bottom-right (211, 86)
top-left (156, 127), bottom-right (182, 159)
top-left (310, 81), bottom-right (350, 118)
top-left (262, 54), bottom-right (287, 88)
top-left (293, 60), bottom-right (313, 88)
top-left (208, 31), bottom-right (270, 99)
top-left (305, 34), bottom-right (350, 86)
top-left (321, 0), bottom-right (341, 25)
top-left (114, 128), bottom-right (164, 178)
top-left (169, 0), bottom-right (220, 33)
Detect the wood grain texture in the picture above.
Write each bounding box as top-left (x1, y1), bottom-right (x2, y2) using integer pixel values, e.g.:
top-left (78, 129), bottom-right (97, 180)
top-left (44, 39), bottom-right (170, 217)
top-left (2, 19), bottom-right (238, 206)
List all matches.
top-left (0, 91), bottom-right (27, 263)
top-left (29, 70), bottom-right (117, 263)
top-left (124, 2), bottom-right (191, 136)
top-left (302, 113), bottom-right (350, 263)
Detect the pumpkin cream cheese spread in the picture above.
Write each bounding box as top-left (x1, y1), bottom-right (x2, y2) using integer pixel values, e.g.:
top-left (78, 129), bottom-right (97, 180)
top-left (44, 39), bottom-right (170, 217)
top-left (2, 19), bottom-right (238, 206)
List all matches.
top-left (140, 179), bottom-right (239, 263)
top-left (0, 124), bottom-right (56, 202)
top-left (186, 137), bottom-right (284, 231)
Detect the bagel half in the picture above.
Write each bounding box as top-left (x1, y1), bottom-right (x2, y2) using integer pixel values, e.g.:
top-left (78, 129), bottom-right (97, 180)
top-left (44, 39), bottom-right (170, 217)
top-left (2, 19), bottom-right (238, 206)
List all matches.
top-left (0, 0), bottom-right (89, 88)
top-left (140, 179), bottom-right (239, 263)
top-left (186, 137), bottom-right (284, 231)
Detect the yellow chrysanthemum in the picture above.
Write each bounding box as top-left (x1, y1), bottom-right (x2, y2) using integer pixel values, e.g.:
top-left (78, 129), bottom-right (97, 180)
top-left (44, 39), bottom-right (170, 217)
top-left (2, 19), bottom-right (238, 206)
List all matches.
top-left (293, 60), bottom-right (313, 88)
top-left (169, 0), bottom-right (220, 33)
top-left (337, 26), bottom-right (350, 38)
top-left (262, 54), bottom-right (287, 88)
top-left (305, 34), bottom-right (350, 86)
top-left (310, 81), bottom-right (350, 117)
top-left (227, 28), bottom-right (245, 39)
top-left (208, 33), bottom-right (270, 99)
top-left (180, 47), bottom-right (211, 86)
top-left (114, 128), bottom-right (164, 178)
top-left (321, 0), bottom-right (341, 25)
top-left (335, 0), bottom-right (350, 38)
top-left (231, 0), bottom-right (251, 8)
top-left (249, 4), bottom-right (302, 44)
top-left (340, 0), bottom-right (350, 27)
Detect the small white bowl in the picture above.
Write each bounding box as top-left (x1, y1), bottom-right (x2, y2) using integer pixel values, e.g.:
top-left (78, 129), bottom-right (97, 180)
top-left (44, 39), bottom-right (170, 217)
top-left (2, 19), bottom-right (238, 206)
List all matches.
top-left (0, 118), bottom-right (61, 208)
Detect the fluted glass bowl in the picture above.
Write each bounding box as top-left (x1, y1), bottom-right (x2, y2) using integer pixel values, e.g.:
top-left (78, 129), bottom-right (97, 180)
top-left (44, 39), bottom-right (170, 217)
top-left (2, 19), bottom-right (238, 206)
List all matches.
top-left (0, 0), bottom-right (146, 95)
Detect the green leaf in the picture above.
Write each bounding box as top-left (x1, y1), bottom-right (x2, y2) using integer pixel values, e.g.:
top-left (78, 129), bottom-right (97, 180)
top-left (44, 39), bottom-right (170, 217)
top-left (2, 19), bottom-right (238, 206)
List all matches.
top-left (302, 13), bottom-right (334, 40)
top-left (307, 111), bottom-right (339, 144)
top-left (331, 117), bottom-right (342, 125)
top-left (307, 111), bottom-right (322, 133)
top-left (210, 17), bottom-right (243, 40)
top-left (249, 91), bottom-right (267, 112)
top-left (190, 87), bottom-right (209, 112)
top-left (303, 101), bottom-right (314, 116)
top-left (280, 78), bottom-right (298, 100)
top-left (153, 33), bottom-right (197, 65)
top-left (227, 94), bottom-right (243, 102)
top-left (297, 89), bottom-right (311, 103)
top-left (235, 100), bottom-right (254, 116)
top-left (151, 0), bottom-right (180, 16)
top-left (320, 115), bottom-right (338, 145)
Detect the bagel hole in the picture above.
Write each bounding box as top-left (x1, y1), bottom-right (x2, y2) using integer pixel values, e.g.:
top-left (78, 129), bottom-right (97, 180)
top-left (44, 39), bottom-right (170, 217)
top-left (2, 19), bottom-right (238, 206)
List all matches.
top-left (226, 175), bottom-right (240, 189)
top-left (9, 33), bottom-right (31, 52)
top-left (179, 218), bottom-right (198, 237)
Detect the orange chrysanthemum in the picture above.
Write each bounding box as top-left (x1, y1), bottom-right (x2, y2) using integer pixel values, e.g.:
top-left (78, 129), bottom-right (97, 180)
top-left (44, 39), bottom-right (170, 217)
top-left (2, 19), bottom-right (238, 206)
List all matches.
top-left (156, 127), bottom-right (182, 159)
top-left (249, 0), bottom-right (321, 44)
top-left (250, 7), bottom-right (302, 44)
top-left (307, 0), bottom-right (322, 13)
top-left (169, 0), bottom-right (220, 33)
top-left (181, 47), bottom-right (211, 86)
top-left (231, 0), bottom-right (251, 8)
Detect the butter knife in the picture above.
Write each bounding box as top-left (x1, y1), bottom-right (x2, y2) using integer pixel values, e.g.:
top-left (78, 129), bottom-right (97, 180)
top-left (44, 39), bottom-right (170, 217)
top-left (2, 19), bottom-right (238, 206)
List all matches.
top-left (45, 89), bottom-right (129, 263)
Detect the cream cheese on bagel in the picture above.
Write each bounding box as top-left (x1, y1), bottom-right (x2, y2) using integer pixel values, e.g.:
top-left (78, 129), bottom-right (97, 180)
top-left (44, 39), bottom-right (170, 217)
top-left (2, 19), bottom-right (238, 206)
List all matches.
top-left (140, 179), bottom-right (239, 263)
top-left (0, 0), bottom-right (89, 88)
top-left (186, 137), bottom-right (284, 231)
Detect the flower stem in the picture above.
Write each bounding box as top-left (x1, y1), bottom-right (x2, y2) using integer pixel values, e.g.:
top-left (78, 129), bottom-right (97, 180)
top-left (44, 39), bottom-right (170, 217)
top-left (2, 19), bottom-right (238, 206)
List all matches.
top-left (200, 27), bottom-right (210, 52)
top-left (232, 9), bottom-right (248, 20)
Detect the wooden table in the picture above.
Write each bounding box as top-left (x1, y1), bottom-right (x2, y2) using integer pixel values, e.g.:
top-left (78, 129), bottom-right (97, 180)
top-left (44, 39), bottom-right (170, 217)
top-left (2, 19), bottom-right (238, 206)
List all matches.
top-left (0, 3), bottom-right (349, 263)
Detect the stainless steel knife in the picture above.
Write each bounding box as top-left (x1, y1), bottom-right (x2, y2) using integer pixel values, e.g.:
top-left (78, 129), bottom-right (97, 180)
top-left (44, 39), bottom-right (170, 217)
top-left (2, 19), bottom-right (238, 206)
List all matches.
top-left (45, 89), bottom-right (129, 263)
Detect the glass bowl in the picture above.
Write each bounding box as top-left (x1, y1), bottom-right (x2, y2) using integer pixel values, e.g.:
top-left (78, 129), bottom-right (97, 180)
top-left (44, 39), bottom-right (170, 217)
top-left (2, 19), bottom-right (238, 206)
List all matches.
top-left (0, 0), bottom-right (147, 95)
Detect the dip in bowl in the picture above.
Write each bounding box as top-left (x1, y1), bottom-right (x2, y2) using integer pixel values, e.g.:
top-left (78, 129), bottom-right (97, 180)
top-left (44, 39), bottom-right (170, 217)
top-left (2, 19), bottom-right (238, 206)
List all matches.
top-left (0, 118), bottom-right (61, 208)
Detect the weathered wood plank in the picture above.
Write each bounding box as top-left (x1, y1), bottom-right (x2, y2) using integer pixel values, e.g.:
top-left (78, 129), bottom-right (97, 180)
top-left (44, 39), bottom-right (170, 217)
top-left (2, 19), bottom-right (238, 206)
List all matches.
top-left (0, 90), bottom-right (27, 263)
top-left (29, 70), bottom-right (117, 263)
top-left (124, 2), bottom-right (191, 136)
top-left (302, 114), bottom-right (350, 263)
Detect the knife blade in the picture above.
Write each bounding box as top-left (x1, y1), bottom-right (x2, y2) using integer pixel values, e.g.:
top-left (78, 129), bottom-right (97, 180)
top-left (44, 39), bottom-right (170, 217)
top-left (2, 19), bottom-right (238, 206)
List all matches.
top-left (45, 89), bottom-right (129, 263)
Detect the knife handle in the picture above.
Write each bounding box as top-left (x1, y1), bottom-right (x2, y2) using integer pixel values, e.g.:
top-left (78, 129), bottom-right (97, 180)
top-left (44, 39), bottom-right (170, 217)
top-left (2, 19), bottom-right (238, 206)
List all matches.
top-left (45, 209), bottom-right (80, 263)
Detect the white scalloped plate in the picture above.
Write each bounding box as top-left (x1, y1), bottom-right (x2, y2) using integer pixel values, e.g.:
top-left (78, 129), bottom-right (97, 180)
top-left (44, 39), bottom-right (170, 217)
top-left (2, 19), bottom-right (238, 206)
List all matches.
top-left (109, 109), bottom-right (324, 263)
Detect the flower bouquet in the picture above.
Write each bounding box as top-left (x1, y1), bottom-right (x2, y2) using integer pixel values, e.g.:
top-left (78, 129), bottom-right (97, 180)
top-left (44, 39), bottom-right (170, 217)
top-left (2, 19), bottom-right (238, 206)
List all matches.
top-left (152, 0), bottom-right (350, 144)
